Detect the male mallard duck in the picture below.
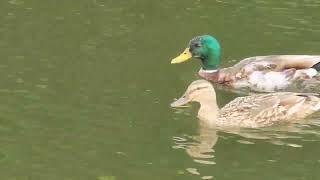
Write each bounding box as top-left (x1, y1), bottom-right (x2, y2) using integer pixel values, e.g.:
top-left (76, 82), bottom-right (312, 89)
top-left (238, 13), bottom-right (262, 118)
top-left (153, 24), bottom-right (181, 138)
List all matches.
top-left (171, 35), bottom-right (320, 92)
top-left (171, 80), bottom-right (320, 128)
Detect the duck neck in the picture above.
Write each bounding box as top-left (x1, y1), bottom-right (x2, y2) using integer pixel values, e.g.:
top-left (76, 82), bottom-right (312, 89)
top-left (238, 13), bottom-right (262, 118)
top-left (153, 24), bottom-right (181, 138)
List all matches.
top-left (197, 97), bottom-right (220, 124)
top-left (200, 45), bottom-right (221, 70)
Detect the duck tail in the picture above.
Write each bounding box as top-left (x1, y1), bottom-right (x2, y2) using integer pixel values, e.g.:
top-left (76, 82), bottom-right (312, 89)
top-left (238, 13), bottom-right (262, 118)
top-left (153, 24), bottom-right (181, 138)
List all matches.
top-left (311, 62), bottom-right (320, 72)
top-left (309, 93), bottom-right (320, 110)
top-left (313, 99), bottom-right (320, 111)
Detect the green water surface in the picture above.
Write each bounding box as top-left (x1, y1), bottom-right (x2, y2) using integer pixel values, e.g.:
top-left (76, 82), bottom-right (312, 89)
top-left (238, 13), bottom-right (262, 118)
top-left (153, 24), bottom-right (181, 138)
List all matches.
top-left (1, 0), bottom-right (320, 179)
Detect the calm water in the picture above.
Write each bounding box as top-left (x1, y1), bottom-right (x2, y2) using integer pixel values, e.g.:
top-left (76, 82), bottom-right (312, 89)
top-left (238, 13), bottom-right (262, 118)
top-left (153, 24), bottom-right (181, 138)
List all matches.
top-left (1, 0), bottom-right (320, 179)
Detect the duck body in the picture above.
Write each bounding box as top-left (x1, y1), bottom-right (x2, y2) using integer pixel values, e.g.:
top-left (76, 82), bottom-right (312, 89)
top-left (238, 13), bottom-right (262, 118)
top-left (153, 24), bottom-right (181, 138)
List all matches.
top-left (171, 35), bottom-right (320, 92)
top-left (217, 92), bottom-right (320, 128)
top-left (171, 80), bottom-right (320, 128)
top-left (198, 55), bottom-right (320, 92)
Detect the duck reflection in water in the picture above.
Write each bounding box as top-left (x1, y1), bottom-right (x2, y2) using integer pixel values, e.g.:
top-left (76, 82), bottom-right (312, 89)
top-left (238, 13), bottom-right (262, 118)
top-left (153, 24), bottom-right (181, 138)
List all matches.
top-left (172, 123), bottom-right (218, 165)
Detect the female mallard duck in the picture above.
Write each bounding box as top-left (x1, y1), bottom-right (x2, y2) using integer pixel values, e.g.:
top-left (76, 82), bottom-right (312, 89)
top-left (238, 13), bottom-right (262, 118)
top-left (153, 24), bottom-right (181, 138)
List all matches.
top-left (171, 80), bottom-right (320, 128)
top-left (171, 35), bottom-right (320, 92)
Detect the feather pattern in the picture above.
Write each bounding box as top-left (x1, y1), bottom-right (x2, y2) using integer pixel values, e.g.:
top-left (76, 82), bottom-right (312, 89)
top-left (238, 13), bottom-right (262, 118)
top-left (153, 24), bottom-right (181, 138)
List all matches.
top-left (199, 55), bottom-right (320, 92)
top-left (171, 80), bottom-right (320, 128)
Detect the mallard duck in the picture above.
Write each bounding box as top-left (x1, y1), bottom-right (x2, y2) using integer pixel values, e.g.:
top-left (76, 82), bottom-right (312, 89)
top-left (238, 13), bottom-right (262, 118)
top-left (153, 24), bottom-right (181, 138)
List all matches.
top-left (171, 80), bottom-right (320, 128)
top-left (171, 35), bottom-right (320, 92)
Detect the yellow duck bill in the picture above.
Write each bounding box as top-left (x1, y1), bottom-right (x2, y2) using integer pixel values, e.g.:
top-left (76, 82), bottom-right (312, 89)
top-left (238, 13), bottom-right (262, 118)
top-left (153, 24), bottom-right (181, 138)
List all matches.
top-left (171, 48), bottom-right (192, 64)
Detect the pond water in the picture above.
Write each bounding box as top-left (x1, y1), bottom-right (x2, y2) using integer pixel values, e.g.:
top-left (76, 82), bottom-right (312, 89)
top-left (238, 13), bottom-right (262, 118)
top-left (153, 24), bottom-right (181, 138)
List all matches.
top-left (1, 0), bottom-right (320, 179)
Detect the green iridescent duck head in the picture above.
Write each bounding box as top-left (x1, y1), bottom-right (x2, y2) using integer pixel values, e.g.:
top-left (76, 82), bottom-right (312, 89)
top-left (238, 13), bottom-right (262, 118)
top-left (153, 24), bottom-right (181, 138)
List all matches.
top-left (171, 35), bottom-right (221, 70)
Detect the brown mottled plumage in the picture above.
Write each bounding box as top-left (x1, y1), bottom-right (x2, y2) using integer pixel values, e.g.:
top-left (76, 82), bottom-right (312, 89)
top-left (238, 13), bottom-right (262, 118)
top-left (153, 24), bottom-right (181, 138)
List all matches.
top-left (171, 80), bottom-right (320, 128)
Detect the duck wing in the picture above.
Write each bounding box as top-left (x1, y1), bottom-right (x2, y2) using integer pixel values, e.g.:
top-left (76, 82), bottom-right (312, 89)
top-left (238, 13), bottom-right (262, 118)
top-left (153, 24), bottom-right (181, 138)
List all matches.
top-left (233, 55), bottom-right (320, 77)
top-left (220, 92), bottom-right (320, 127)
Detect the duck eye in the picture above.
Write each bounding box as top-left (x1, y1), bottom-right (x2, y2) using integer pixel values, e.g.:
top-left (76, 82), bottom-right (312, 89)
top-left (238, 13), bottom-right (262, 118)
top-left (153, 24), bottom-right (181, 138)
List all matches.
top-left (194, 43), bottom-right (201, 48)
top-left (195, 86), bottom-right (208, 91)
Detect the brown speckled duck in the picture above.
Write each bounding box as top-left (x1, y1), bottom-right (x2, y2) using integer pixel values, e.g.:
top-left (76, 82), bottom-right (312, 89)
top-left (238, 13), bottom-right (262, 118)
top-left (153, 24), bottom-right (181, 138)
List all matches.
top-left (171, 35), bottom-right (320, 92)
top-left (171, 80), bottom-right (320, 128)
